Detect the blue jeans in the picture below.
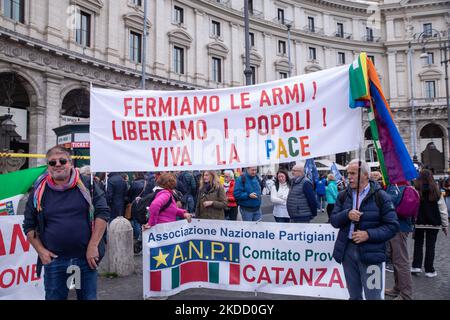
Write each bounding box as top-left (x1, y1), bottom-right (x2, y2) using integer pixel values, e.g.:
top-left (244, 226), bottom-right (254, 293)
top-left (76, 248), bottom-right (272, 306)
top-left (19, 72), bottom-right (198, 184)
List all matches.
top-left (342, 242), bottom-right (383, 300)
top-left (317, 194), bottom-right (326, 210)
top-left (44, 257), bottom-right (98, 300)
top-left (185, 194), bottom-right (195, 213)
top-left (131, 218), bottom-right (142, 240)
top-left (240, 207), bottom-right (262, 221)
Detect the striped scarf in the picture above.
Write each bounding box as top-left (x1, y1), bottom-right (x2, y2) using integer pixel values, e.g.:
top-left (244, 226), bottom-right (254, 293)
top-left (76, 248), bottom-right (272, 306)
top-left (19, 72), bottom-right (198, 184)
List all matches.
top-left (33, 168), bottom-right (95, 231)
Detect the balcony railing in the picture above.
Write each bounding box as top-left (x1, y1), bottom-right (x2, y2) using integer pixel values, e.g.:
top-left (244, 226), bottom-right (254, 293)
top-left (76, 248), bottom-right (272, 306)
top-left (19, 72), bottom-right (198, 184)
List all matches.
top-left (272, 17), bottom-right (293, 27)
top-left (302, 25), bottom-right (324, 35)
top-left (414, 97), bottom-right (446, 105)
top-left (362, 35), bottom-right (382, 42)
top-left (335, 32), bottom-right (353, 40)
top-left (212, 0), bottom-right (231, 8)
top-left (241, 7), bottom-right (264, 19)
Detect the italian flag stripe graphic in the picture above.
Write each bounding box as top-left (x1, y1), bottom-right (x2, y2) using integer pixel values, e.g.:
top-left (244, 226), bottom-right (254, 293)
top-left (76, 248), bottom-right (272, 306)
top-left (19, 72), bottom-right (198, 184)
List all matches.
top-left (209, 262), bottom-right (219, 284)
top-left (150, 261), bottom-right (241, 292)
top-left (171, 266), bottom-right (180, 289)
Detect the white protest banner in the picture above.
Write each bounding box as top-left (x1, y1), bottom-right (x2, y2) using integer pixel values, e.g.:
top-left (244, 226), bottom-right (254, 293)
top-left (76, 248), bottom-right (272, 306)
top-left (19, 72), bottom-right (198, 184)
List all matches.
top-left (142, 219), bottom-right (385, 300)
top-left (91, 65), bottom-right (362, 172)
top-left (0, 216), bottom-right (45, 300)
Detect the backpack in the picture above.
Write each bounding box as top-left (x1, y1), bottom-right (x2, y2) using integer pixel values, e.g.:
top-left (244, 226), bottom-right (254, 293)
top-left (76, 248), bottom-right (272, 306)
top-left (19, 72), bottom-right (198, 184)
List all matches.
top-left (387, 185), bottom-right (420, 219)
top-left (131, 189), bottom-right (173, 225)
top-left (177, 172), bottom-right (195, 196)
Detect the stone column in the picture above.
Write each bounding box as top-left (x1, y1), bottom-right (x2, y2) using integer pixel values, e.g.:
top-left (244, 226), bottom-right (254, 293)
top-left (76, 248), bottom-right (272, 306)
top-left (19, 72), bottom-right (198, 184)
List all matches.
top-left (27, 0), bottom-right (40, 39)
top-left (44, 75), bottom-right (62, 151)
top-left (386, 18), bottom-right (395, 42)
top-left (28, 105), bottom-right (46, 167)
top-left (323, 46), bottom-right (332, 68)
top-left (106, 2), bottom-right (119, 64)
top-left (295, 40), bottom-right (303, 75)
top-left (323, 13), bottom-right (330, 36)
top-left (352, 18), bottom-right (360, 41)
top-left (194, 9), bottom-right (206, 86)
top-left (230, 22), bottom-right (241, 86)
top-left (153, 0), bottom-right (167, 76)
top-left (45, 0), bottom-right (63, 45)
top-left (293, 5), bottom-right (302, 30)
top-left (387, 50), bottom-right (398, 101)
top-left (263, 32), bottom-right (273, 82)
top-left (262, 0), bottom-right (272, 21)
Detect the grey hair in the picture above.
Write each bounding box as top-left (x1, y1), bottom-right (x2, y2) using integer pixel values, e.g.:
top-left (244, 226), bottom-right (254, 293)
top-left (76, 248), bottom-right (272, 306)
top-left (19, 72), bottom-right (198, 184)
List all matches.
top-left (79, 165), bottom-right (91, 176)
top-left (223, 170), bottom-right (235, 180)
top-left (348, 159), bottom-right (371, 176)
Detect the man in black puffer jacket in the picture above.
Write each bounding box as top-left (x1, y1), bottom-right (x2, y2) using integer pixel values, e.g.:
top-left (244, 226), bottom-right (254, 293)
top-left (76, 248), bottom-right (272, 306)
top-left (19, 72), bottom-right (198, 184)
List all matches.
top-left (331, 159), bottom-right (399, 300)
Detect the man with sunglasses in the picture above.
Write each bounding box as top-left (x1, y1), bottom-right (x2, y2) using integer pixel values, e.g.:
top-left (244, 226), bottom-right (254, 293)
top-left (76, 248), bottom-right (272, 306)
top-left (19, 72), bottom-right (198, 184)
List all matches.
top-left (23, 146), bottom-right (110, 300)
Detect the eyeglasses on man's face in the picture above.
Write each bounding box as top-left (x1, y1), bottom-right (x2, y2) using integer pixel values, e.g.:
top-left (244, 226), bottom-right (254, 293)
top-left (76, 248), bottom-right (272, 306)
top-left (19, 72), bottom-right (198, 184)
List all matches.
top-left (48, 158), bottom-right (69, 167)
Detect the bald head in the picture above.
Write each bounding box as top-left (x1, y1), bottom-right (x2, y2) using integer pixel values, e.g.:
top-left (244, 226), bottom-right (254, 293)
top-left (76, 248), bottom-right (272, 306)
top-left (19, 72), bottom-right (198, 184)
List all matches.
top-left (292, 164), bottom-right (304, 178)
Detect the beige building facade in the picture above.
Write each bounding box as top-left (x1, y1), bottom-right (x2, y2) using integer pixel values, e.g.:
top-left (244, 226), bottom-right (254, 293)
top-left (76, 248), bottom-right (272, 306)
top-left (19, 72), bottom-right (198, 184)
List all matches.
top-left (0, 0), bottom-right (449, 172)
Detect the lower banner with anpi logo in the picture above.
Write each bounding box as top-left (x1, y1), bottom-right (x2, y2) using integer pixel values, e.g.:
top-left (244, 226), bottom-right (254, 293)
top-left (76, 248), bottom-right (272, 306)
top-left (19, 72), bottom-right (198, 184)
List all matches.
top-left (143, 220), bottom-right (383, 299)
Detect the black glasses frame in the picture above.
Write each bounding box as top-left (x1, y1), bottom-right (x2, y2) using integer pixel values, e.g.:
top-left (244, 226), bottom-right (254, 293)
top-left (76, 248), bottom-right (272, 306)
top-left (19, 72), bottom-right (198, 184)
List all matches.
top-left (48, 158), bottom-right (69, 167)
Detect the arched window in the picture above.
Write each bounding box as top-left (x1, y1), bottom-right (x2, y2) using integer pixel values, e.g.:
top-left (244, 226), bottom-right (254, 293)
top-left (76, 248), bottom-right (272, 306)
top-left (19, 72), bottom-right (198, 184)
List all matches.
top-left (61, 89), bottom-right (90, 119)
top-left (420, 123), bottom-right (444, 173)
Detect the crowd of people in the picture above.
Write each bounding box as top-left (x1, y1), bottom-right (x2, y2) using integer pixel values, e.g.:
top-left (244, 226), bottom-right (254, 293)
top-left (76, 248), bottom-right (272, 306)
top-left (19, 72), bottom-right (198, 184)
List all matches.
top-left (21, 145), bottom-right (449, 300)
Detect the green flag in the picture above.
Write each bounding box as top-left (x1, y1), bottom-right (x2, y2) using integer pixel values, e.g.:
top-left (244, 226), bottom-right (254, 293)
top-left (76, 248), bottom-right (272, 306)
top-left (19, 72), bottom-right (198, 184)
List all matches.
top-left (0, 166), bottom-right (47, 216)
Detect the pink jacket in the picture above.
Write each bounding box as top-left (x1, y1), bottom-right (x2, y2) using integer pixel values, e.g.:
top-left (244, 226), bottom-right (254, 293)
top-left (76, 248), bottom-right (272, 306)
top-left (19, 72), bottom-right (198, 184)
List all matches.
top-left (148, 189), bottom-right (186, 226)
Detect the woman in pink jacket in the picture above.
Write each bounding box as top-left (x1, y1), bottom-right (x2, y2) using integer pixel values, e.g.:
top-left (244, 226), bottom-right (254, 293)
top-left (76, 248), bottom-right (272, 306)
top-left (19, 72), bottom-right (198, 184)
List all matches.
top-left (143, 173), bottom-right (192, 228)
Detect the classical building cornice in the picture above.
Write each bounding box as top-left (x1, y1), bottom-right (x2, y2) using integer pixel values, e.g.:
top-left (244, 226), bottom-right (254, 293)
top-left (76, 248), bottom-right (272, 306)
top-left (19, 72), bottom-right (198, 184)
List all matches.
top-left (381, 0), bottom-right (450, 12)
top-left (123, 12), bottom-right (152, 31)
top-left (193, 0), bottom-right (384, 49)
top-left (69, 0), bottom-right (104, 15)
top-left (0, 26), bottom-right (201, 90)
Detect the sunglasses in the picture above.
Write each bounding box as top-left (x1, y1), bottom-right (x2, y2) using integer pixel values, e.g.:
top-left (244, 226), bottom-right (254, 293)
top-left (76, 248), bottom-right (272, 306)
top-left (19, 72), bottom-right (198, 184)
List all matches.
top-left (48, 158), bottom-right (69, 166)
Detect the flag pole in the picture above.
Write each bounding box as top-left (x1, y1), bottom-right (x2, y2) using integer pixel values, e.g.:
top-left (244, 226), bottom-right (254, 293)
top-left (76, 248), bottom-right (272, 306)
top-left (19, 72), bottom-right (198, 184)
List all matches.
top-left (355, 107), bottom-right (364, 211)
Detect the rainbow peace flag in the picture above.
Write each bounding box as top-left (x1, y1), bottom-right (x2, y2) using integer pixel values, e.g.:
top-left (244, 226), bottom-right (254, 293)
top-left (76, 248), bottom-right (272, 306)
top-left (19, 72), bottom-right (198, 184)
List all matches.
top-left (349, 53), bottom-right (418, 185)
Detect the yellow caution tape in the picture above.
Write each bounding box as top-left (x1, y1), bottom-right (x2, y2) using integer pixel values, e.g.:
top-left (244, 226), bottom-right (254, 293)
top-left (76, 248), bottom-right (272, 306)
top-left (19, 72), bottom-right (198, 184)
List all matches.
top-left (0, 153), bottom-right (90, 160)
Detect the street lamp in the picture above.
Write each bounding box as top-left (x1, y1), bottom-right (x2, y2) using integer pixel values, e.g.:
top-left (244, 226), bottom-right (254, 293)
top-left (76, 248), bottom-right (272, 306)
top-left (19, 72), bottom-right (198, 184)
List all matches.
top-left (141, 0), bottom-right (148, 89)
top-left (416, 29), bottom-right (450, 170)
top-left (407, 42), bottom-right (418, 162)
top-left (243, 0), bottom-right (252, 85)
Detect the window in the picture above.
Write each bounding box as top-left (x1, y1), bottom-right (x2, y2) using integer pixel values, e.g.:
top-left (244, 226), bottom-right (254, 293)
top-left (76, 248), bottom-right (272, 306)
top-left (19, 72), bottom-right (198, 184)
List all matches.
top-left (250, 66), bottom-right (256, 85)
top-left (76, 10), bottom-right (91, 47)
top-left (278, 40), bottom-right (286, 55)
top-left (129, 31), bottom-right (142, 63)
top-left (338, 52), bottom-right (345, 65)
top-left (368, 55), bottom-right (375, 65)
top-left (277, 9), bottom-right (285, 25)
top-left (425, 81), bottom-right (436, 100)
top-left (424, 52), bottom-right (434, 65)
top-left (249, 32), bottom-right (255, 47)
top-left (212, 20), bottom-right (221, 37)
top-left (279, 72), bottom-right (288, 79)
top-left (308, 17), bottom-right (315, 32)
top-left (174, 6), bottom-right (184, 24)
top-left (173, 46), bottom-right (184, 74)
top-left (336, 23), bottom-right (344, 37)
top-left (3, 0), bottom-right (24, 23)
top-left (131, 0), bottom-right (142, 6)
top-left (423, 23), bottom-right (432, 36)
top-left (309, 47), bottom-right (316, 60)
top-left (366, 27), bottom-right (374, 42)
top-left (212, 57), bottom-right (222, 82)
top-left (248, 0), bottom-right (254, 15)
